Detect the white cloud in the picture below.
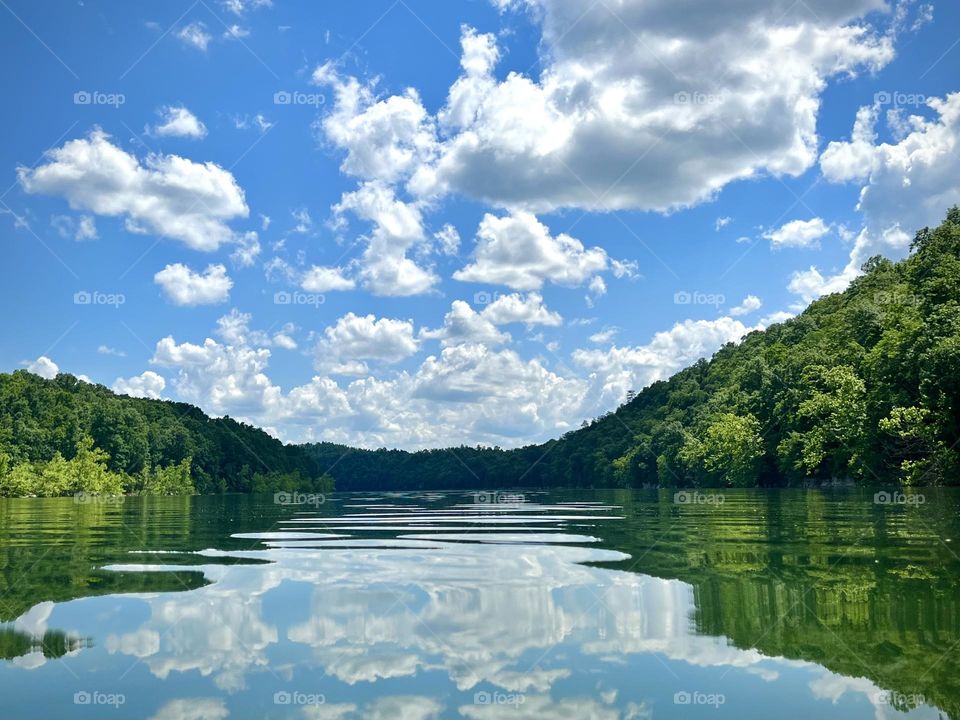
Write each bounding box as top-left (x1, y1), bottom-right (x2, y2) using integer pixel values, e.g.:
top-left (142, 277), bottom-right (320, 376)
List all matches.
top-left (729, 294), bottom-right (763, 316)
top-left (573, 317), bottom-right (751, 411)
top-left (715, 216), bottom-right (732, 231)
top-left (589, 328), bottom-right (618, 344)
top-left (220, 0), bottom-right (272, 15)
top-left (764, 218), bottom-right (830, 249)
top-left (314, 67), bottom-right (437, 184)
top-left (234, 114), bottom-right (274, 133)
top-left (404, 8), bottom-right (893, 213)
top-left (301, 266), bottom-right (355, 292)
top-left (137, 303), bottom-right (761, 448)
top-left (230, 231), bottom-right (261, 268)
top-left (420, 301), bottom-right (512, 348)
top-left (433, 224), bottom-right (460, 256)
top-left (334, 182), bottom-right (438, 296)
top-left (19, 129), bottom-right (249, 251)
top-left (176, 22), bottom-right (212, 51)
top-left (796, 92), bottom-right (960, 303)
top-left (215, 309), bottom-right (296, 350)
top-left (482, 292), bottom-right (562, 326)
top-left (423, 293), bottom-right (561, 348)
top-left (154, 263), bottom-right (233, 306)
top-left (97, 345), bottom-right (126, 357)
top-left (315, 313), bottom-right (419, 372)
top-left (151, 106), bottom-right (208, 139)
top-left (454, 211), bottom-right (608, 290)
top-left (787, 265), bottom-right (852, 304)
top-left (25, 356), bottom-right (59, 379)
top-left (152, 336), bottom-right (282, 417)
top-left (76, 215), bottom-right (97, 239)
top-left (113, 371), bottom-right (166, 399)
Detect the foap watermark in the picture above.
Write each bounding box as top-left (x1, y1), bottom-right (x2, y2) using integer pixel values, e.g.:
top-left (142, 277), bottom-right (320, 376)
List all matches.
top-left (274, 491), bottom-right (325, 507)
top-left (674, 91), bottom-right (725, 106)
top-left (273, 690), bottom-right (325, 707)
top-left (474, 691), bottom-right (526, 709)
top-left (74, 90), bottom-right (125, 108)
top-left (73, 691), bottom-right (125, 708)
top-left (873, 291), bottom-right (921, 307)
top-left (274, 291), bottom-right (325, 308)
top-left (273, 90), bottom-right (325, 107)
top-left (874, 90), bottom-right (927, 109)
top-left (74, 492), bottom-right (124, 506)
top-left (874, 490), bottom-right (925, 506)
top-left (473, 290), bottom-right (506, 306)
top-left (475, 491), bottom-right (525, 505)
top-left (674, 290), bottom-right (725, 308)
top-left (875, 691), bottom-right (925, 708)
top-left (674, 690), bottom-right (725, 708)
top-left (674, 490), bottom-right (725, 506)
top-left (74, 290), bottom-right (125, 308)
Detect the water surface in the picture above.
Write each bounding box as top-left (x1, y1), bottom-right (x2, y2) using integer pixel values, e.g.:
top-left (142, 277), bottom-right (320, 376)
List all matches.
top-left (0, 489), bottom-right (956, 719)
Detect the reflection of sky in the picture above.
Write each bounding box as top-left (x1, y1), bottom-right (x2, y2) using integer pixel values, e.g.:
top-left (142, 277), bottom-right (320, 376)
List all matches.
top-left (0, 502), bottom-right (945, 720)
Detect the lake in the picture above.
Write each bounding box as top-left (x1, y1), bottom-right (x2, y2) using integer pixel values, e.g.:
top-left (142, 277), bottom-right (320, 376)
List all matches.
top-left (0, 489), bottom-right (957, 719)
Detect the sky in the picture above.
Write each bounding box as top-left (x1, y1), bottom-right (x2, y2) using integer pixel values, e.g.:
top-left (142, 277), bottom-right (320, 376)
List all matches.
top-left (1, 0), bottom-right (958, 449)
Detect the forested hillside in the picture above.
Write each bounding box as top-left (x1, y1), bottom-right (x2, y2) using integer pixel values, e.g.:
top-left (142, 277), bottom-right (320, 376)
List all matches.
top-left (0, 373), bottom-right (332, 496)
top-left (2, 209), bottom-right (959, 495)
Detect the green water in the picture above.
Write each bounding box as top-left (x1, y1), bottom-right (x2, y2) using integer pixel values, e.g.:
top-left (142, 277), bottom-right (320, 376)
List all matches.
top-left (0, 489), bottom-right (956, 719)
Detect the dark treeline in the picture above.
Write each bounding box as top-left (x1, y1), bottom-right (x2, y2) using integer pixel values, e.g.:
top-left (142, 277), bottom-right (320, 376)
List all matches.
top-left (2, 209), bottom-right (959, 494)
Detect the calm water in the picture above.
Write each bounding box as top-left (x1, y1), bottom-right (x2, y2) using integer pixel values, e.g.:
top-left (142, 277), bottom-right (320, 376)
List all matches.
top-left (0, 489), bottom-right (957, 719)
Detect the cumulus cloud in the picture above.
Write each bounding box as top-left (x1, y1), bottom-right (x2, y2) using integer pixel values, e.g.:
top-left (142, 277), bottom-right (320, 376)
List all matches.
top-left (215, 309), bottom-right (296, 350)
top-left (154, 263), bottom-right (233, 306)
top-left (795, 92), bottom-right (960, 303)
top-left (454, 212), bottom-right (608, 290)
top-left (19, 129), bottom-right (248, 251)
top-left (764, 218), bottom-right (830, 249)
top-left (113, 371), bottom-right (166, 399)
top-left (25, 356), bottom-right (59, 379)
top-left (139, 302), bottom-right (759, 448)
top-left (421, 301), bottom-right (512, 348)
top-left (334, 182), bottom-right (437, 296)
top-left (150, 106), bottom-right (208, 139)
top-left (729, 295), bottom-right (763, 316)
top-left (404, 5), bottom-right (893, 213)
top-left (315, 313), bottom-right (419, 374)
top-left (314, 66), bottom-right (437, 184)
top-left (301, 265), bottom-right (355, 292)
top-left (481, 292), bottom-right (562, 326)
top-left (422, 293), bottom-right (562, 348)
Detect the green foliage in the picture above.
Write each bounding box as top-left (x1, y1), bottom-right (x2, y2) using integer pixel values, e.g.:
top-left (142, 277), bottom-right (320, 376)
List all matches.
top-left (0, 435), bottom-right (125, 497)
top-left (134, 458), bottom-right (196, 496)
top-left (250, 469), bottom-right (334, 494)
top-left (680, 413), bottom-right (764, 487)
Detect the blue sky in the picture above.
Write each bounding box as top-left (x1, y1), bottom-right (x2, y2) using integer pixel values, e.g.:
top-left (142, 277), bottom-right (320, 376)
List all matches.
top-left (1, 0), bottom-right (958, 448)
